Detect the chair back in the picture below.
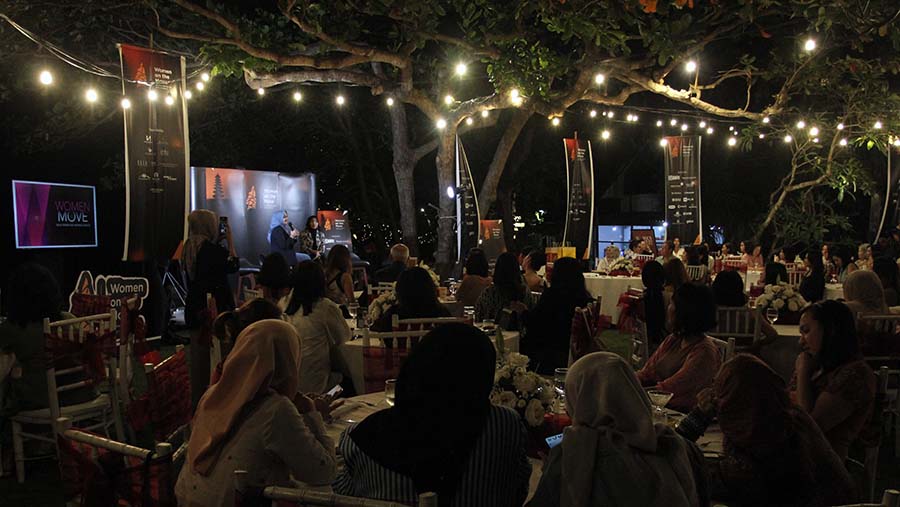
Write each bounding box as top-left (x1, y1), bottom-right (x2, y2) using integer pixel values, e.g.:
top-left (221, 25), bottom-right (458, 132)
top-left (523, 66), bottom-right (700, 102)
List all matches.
top-left (368, 282), bottom-right (395, 299)
top-left (69, 294), bottom-right (113, 318)
top-left (631, 318), bottom-right (650, 368)
top-left (710, 336), bottom-right (736, 362)
top-left (722, 257), bottom-right (748, 273)
top-left (857, 314), bottom-right (900, 358)
top-left (360, 328), bottom-right (430, 394)
top-left (56, 417), bottom-right (175, 507)
top-left (233, 471), bottom-right (437, 507)
top-left (685, 265), bottom-right (705, 282)
top-left (133, 346), bottom-right (191, 444)
top-left (852, 367), bottom-right (891, 502)
top-left (787, 269), bottom-right (805, 287)
top-left (709, 306), bottom-right (762, 347)
top-left (242, 287), bottom-right (263, 302)
top-left (569, 304), bottom-right (604, 365)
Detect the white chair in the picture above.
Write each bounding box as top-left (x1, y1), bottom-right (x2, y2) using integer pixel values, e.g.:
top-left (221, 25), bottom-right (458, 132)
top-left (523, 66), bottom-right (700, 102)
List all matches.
top-left (368, 282), bottom-right (395, 299)
top-left (787, 269), bottom-right (805, 287)
top-left (390, 315), bottom-right (465, 331)
top-left (857, 314), bottom-right (900, 457)
top-left (11, 311), bottom-right (124, 483)
top-left (631, 318), bottom-right (650, 368)
top-left (234, 470), bottom-right (438, 506)
top-left (709, 336), bottom-right (736, 363)
top-left (685, 265), bottom-right (705, 282)
top-left (634, 254), bottom-right (654, 264)
top-left (709, 306), bottom-right (763, 348)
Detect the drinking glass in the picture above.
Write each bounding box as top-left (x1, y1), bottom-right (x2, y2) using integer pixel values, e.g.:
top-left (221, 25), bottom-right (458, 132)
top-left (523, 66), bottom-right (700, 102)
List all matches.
top-left (348, 303), bottom-right (359, 320)
top-left (463, 306), bottom-right (475, 324)
top-left (647, 389), bottom-right (674, 425)
top-left (479, 318), bottom-right (495, 332)
top-left (554, 368), bottom-right (568, 414)
top-left (765, 306), bottom-right (779, 324)
top-left (384, 379), bottom-right (397, 407)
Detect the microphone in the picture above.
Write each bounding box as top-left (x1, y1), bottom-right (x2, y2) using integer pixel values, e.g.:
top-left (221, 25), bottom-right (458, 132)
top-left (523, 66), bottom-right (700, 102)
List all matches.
top-left (288, 222), bottom-right (294, 230)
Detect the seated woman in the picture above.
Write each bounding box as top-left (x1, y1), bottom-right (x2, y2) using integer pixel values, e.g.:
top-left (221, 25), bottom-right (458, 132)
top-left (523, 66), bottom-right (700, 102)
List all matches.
top-left (793, 300), bottom-right (876, 460)
top-left (712, 270), bottom-right (778, 347)
top-left (335, 324), bottom-right (531, 506)
top-left (268, 210), bottom-right (300, 267)
top-left (662, 257), bottom-right (689, 311)
top-left (284, 261), bottom-right (352, 394)
top-left (523, 250), bottom-right (548, 293)
top-left (257, 253), bottom-right (292, 306)
top-left (641, 261), bottom-right (668, 349)
top-left (474, 252), bottom-right (536, 323)
top-left (324, 244), bottom-right (356, 307)
top-left (521, 257), bottom-right (593, 374)
top-left (176, 320), bottom-right (337, 507)
top-left (456, 248), bottom-right (492, 307)
top-left (677, 354), bottom-right (853, 506)
top-left (371, 267), bottom-right (451, 331)
top-left (637, 283), bottom-right (722, 412)
top-left (763, 261), bottom-right (789, 286)
top-left (799, 251), bottom-right (826, 303)
top-left (211, 298), bottom-right (283, 383)
top-left (595, 244), bottom-right (621, 273)
top-left (831, 250), bottom-right (854, 284)
top-left (684, 246), bottom-right (709, 283)
top-left (843, 270), bottom-right (889, 317)
top-left (529, 352), bottom-right (707, 507)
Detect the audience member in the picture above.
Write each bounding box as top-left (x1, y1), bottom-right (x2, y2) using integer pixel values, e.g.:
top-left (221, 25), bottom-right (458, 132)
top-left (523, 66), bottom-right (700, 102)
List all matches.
top-left (211, 298), bottom-right (283, 383)
top-left (324, 244), bottom-right (356, 306)
top-left (842, 270), bottom-right (889, 317)
top-left (298, 215), bottom-right (326, 261)
top-left (595, 244), bottom-right (621, 273)
top-left (656, 240), bottom-right (675, 264)
top-left (456, 248), bottom-right (493, 306)
top-left (637, 284), bottom-right (722, 412)
top-left (673, 237), bottom-right (686, 260)
top-left (711, 270), bottom-right (778, 347)
top-left (529, 352), bottom-right (707, 507)
top-left (335, 324), bottom-right (530, 506)
top-left (799, 251), bottom-right (826, 303)
top-left (763, 262), bottom-right (789, 285)
top-left (371, 267), bottom-right (450, 331)
top-left (855, 243), bottom-right (873, 271)
top-left (374, 244), bottom-right (410, 283)
top-left (677, 355), bottom-right (853, 506)
top-left (285, 261), bottom-right (352, 394)
top-left (663, 258), bottom-right (689, 310)
top-left (475, 252), bottom-right (536, 323)
top-left (256, 253), bottom-right (292, 305)
top-left (641, 261), bottom-right (668, 348)
top-left (521, 257), bottom-right (593, 374)
top-left (176, 320), bottom-right (337, 507)
top-left (684, 246), bottom-right (709, 283)
top-left (523, 250), bottom-right (548, 292)
top-left (792, 301), bottom-right (875, 460)
top-left (831, 250), bottom-right (853, 283)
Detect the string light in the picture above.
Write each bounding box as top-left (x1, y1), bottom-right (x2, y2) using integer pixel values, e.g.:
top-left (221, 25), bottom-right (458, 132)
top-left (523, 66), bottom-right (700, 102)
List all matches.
top-left (893, 138), bottom-right (900, 147)
top-left (385, 97), bottom-right (394, 106)
top-left (699, 121), bottom-right (707, 128)
top-left (729, 125), bottom-right (734, 131)
top-left (184, 90), bottom-right (193, 100)
top-left (444, 95), bottom-right (454, 105)
top-left (551, 117), bottom-right (560, 126)
top-left (706, 127), bottom-right (714, 134)
top-left (590, 110), bottom-right (597, 118)
top-left (759, 133), bottom-right (765, 139)
top-left (293, 91), bottom-right (303, 102)
top-left (874, 121), bottom-right (883, 129)
top-left (147, 89), bottom-right (158, 101)
top-left (436, 118), bottom-right (447, 129)
top-left (837, 123), bottom-right (845, 130)
top-left (728, 137), bottom-right (737, 147)
top-left (670, 119), bottom-right (678, 126)
top-left (84, 88), bottom-right (98, 103)
top-left (804, 38), bottom-right (816, 52)
top-left (256, 88), bottom-right (265, 96)
top-left (454, 62), bottom-right (467, 76)
top-left (607, 111), bottom-right (614, 118)
top-left (196, 82), bottom-right (205, 91)
top-left (681, 124), bottom-right (689, 131)
top-left (659, 138), bottom-right (669, 147)
top-left (808, 126), bottom-right (819, 136)
top-left (201, 72), bottom-right (210, 82)
top-left (594, 73), bottom-right (605, 85)
top-left (121, 97), bottom-right (131, 109)
top-left (39, 70), bottom-right (53, 85)
top-left (481, 110), bottom-right (489, 118)
top-left (812, 137), bottom-right (819, 143)
top-left (336, 95), bottom-right (345, 105)
top-left (783, 134), bottom-right (792, 143)
top-left (164, 95), bottom-right (174, 105)
top-left (465, 117), bottom-right (473, 126)
top-left (762, 116), bottom-right (770, 124)
top-left (656, 120), bottom-right (663, 127)
top-left (796, 120), bottom-right (806, 129)
top-left (839, 138), bottom-right (848, 146)
top-left (685, 60), bottom-right (697, 73)
top-left (601, 129), bottom-right (611, 140)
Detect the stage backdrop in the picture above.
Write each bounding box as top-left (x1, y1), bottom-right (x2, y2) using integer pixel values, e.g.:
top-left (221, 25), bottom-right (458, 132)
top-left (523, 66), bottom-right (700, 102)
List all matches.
top-left (317, 210), bottom-right (352, 253)
top-left (562, 138), bottom-right (595, 261)
top-left (13, 180), bottom-right (98, 249)
top-left (191, 167), bottom-right (316, 264)
top-left (663, 136), bottom-right (702, 244)
top-left (118, 44), bottom-right (189, 262)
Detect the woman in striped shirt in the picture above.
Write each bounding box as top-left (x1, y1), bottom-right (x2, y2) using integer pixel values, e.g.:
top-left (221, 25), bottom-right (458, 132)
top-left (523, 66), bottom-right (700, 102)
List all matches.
top-left (334, 323), bottom-right (531, 506)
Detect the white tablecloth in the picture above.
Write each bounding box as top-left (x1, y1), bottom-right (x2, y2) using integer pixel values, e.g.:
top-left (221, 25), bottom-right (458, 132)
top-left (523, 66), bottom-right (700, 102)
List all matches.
top-left (824, 284), bottom-right (843, 301)
top-left (583, 274), bottom-right (643, 322)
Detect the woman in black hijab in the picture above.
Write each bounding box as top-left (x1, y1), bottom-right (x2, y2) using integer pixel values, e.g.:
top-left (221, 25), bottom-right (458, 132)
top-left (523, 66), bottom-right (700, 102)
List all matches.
top-left (334, 324), bottom-right (531, 506)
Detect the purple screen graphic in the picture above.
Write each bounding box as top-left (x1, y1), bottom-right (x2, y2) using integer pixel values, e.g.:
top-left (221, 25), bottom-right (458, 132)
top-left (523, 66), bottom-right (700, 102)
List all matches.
top-left (12, 180), bottom-right (98, 249)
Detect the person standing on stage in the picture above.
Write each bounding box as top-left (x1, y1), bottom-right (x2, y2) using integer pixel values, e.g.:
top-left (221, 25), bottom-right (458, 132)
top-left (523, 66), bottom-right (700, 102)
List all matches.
top-left (299, 215), bottom-right (326, 261)
top-left (269, 210), bottom-right (301, 267)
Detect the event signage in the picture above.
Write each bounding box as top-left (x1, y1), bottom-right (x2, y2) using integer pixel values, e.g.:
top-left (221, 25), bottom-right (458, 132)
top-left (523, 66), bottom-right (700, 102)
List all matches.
top-left (663, 136), bottom-right (702, 244)
top-left (69, 270), bottom-right (149, 312)
top-left (191, 167), bottom-right (316, 263)
top-left (317, 210), bottom-right (352, 253)
top-left (118, 44), bottom-right (189, 262)
top-left (456, 136), bottom-right (481, 262)
top-left (480, 219), bottom-right (505, 262)
top-left (562, 137), bottom-right (596, 261)
top-left (12, 180), bottom-right (98, 249)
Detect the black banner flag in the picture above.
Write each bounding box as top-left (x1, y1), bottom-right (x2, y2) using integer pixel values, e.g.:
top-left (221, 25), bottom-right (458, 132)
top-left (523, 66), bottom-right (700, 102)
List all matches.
top-left (562, 137), bottom-right (595, 261)
top-left (663, 136), bottom-right (702, 244)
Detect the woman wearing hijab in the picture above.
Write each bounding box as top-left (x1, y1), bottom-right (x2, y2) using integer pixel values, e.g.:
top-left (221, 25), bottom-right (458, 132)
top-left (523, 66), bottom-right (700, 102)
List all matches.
top-left (334, 324), bottom-right (531, 506)
top-left (529, 352), bottom-right (706, 507)
top-left (183, 209), bottom-right (239, 328)
top-left (843, 270), bottom-right (890, 317)
top-left (176, 320), bottom-right (337, 507)
top-left (298, 215), bottom-right (326, 261)
top-left (269, 210), bottom-right (300, 266)
top-left (677, 354), bottom-right (853, 506)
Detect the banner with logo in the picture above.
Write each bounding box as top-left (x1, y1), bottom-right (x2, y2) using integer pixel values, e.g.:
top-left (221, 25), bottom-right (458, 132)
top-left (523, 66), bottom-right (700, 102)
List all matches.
top-left (317, 210), bottom-right (352, 253)
top-left (456, 136), bottom-right (481, 262)
top-left (12, 180), bottom-right (98, 249)
top-left (118, 44), bottom-right (189, 262)
top-left (69, 270), bottom-right (149, 312)
top-left (562, 138), bottom-right (595, 261)
top-left (663, 136), bottom-right (702, 244)
top-left (479, 219), bottom-right (505, 262)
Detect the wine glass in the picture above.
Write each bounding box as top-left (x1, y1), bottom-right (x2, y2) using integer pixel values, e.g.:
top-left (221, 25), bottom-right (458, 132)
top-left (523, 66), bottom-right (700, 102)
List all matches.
top-left (647, 389), bottom-right (674, 425)
top-left (384, 379), bottom-right (397, 407)
top-left (765, 306), bottom-right (779, 324)
top-left (554, 368), bottom-right (568, 414)
top-left (447, 279), bottom-right (458, 297)
top-left (348, 303), bottom-right (359, 320)
top-left (463, 306), bottom-right (475, 324)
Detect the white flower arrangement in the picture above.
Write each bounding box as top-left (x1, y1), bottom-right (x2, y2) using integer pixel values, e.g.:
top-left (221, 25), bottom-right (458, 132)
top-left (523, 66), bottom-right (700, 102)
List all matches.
top-left (367, 287), bottom-right (397, 321)
top-left (754, 282), bottom-right (807, 313)
top-left (490, 352), bottom-right (554, 427)
top-left (608, 257), bottom-right (636, 273)
top-left (418, 262), bottom-right (441, 287)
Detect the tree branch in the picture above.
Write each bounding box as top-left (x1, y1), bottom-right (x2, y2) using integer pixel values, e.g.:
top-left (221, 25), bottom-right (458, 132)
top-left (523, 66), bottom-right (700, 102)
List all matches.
top-left (243, 67), bottom-right (387, 91)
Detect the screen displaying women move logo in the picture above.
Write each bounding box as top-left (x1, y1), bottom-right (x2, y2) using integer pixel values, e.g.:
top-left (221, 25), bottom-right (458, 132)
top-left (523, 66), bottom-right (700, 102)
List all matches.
top-left (12, 180), bottom-right (98, 249)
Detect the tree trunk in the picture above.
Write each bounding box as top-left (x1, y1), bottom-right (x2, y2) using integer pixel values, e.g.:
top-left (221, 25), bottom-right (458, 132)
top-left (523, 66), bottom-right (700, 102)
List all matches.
top-left (496, 121), bottom-right (536, 252)
top-left (478, 109), bottom-right (533, 215)
top-left (435, 126), bottom-right (458, 272)
top-left (388, 104), bottom-right (419, 255)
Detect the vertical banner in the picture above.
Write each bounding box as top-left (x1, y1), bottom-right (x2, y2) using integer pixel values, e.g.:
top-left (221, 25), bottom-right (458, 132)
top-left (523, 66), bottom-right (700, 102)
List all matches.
top-left (317, 210), bottom-right (353, 253)
top-left (456, 136), bottom-right (481, 262)
top-left (479, 219), bottom-right (505, 263)
top-left (118, 44), bottom-right (189, 261)
top-left (562, 138), bottom-right (595, 261)
top-left (663, 136), bottom-right (702, 244)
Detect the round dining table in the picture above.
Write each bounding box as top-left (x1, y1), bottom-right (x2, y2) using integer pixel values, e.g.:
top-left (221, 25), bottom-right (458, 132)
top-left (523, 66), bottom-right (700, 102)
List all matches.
top-left (583, 274), bottom-right (643, 321)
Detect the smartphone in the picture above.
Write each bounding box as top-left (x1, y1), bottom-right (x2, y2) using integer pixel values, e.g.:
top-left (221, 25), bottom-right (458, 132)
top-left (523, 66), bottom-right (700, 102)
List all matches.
top-left (219, 216), bottom-right (228, 235)
top-left (545, 433), bottom-right (564, 449)
top-left (325, 384), bottom-right (344, 399)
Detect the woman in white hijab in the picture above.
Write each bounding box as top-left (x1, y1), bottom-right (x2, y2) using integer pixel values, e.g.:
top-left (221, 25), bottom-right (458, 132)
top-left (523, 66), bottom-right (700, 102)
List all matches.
top-left (528, 352), bottom-right (707, 507)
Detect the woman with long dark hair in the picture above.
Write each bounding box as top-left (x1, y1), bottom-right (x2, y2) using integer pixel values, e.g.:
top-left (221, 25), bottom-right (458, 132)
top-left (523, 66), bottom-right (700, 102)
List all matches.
top-left (285, 261), bottom-right (351, 394)
top-left (298, 215), bottom-right (326, 261)
top-left (799, 250), bottom-right (826, 302)
top-left (371, 267), bottom-right (450, 331)
top-left (456, 248), bottom-right (492, 307)
top-left (793, 300), bottom-right (875, 459)
top-left (641, 260), bottom-right (668, 348)
top-left (474, 252), bottom-right (536, 322)
top-left (269, 210), bottom-right (300, 266)
top-left (324, 244), bottom-right (355, 306)
top-left (521, 257), bottom-right (592, 373)
top-left (335, 324), bottom-right (530, 506)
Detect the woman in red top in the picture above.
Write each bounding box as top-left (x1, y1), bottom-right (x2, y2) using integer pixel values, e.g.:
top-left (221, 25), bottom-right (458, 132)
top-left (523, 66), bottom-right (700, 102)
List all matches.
top-left (637, 283), bottom-right (722, 412)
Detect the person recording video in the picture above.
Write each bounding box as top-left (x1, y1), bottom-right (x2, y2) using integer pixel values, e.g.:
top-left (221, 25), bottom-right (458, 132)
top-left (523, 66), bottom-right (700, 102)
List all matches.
top-left (270, 210), bottom-right (301, 266)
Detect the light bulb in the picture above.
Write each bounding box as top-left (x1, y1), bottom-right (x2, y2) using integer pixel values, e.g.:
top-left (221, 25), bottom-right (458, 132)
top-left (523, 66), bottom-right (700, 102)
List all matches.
top-left (762, 116), bottom-right (770, 124)
top-left (804, 38), bottom-right (816, 52)
top-left (759, 133), bottom-right (766, 139)
top-left (699, 121), bottom-right (707, 128)
top-left (511, 95), bottom-right (523, 106)
top-left (196, 82), bottom-right (205, 91)
top-left (257, 88), bottom-right (265, 96)
top-left (184, 90), bottom-right (193, 99)
top-left (147, 89), bottom-right (158, 101)
top-left (681, 124), bottom-right (688, 131)
top-left (39, 70), bottom-right (53, 85)
top-left (670, 119), bottom-right (678, 126)
top-left (656, 120), bottom-right (663, 127)
top-left (837, 123), bottom-right (844, 130)
top-left (551, 117), bottom-right (560, 126)
top-left (590, 110), bottom-right (597, 118)
top-left (808, 126), bottom-right (819, 136)
top-left (839, 138), bottom-right (848, 146)
top-left (293, 91), bottom-right (303, 102)
top-left (728, 137), bottom-right (737, 147)
top-left (893, 138), bottom-right (900, 147)
top-left (685, 60), bottom-right (697, 73)
top-left (85, 88), bottom-right (98, 103)
top-left (444, 95), bottom-right (454, 105)
top-left (121, 98), bottom-right (132, 109)
top-left (454, 62), bottom-right (467, 76)
top-left (594, 73), bottom-right (605, 85)
top-left (201, 72), bottom-right (210, 82)
top-left (659, 138), bottom-right (669, 147)
top-left (336, 95), bottom-right (345, 105)
top-left (874, 121), bottom-right (883, 129)
top-left (706, 127), bottom-right (714, 134)
top-left (510, 88), bottom-right (520, 99)
top-left (481, 110), bottom-right (489, 118)
top-left (813, 137), bottom-right (820, 143)
top-left (385, 97), bottom-right (394, 106)
top-left (436, 118), bottom-right (447, 129)
top-left (607, 111), bottom-right (614, 118)
top-left (465, 117), bottom-right (473, 126)
top-left (601, 130), bottom-right (611, 140)
top-left (164, 95), bottom-right (175, 106)
top-left (796, 120), bottom-right (806, 129)
top-left (783, 134), bottom-right (792, 143)
top-left (446, 186), bottom-right (456, 198)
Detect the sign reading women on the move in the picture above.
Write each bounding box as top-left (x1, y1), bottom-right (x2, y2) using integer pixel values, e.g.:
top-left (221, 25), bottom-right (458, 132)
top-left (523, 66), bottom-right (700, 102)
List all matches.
top-left (12, 180), bottom-right (98, 249)
top-left (317, 210), bottom-right (352, 253)
top-left (562, 137), bottom-right (596, 261)
top-left (119, 44), bottom-right (189, 262)
top-left (69, 271), bottom-right (150, 312)
top-left (663, 136), bottom-right (702, 244)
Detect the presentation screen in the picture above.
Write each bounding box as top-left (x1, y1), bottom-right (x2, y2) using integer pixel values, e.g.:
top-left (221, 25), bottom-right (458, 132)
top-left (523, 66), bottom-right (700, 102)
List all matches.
top-left (13, 180), bottom-right (98, 249)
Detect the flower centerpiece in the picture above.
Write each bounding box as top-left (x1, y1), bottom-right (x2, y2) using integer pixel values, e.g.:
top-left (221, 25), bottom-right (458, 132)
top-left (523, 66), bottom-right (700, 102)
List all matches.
top-left (418, 262), bottom-right (441, 287)
top-left (367, 286), bottom-right (397, 322)
top-left (607, 257), bottom-right (637, 277)
top-left (491, 352), bottom-right (555, 427)
top-left (754, 282), bottom-right (808, 324)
